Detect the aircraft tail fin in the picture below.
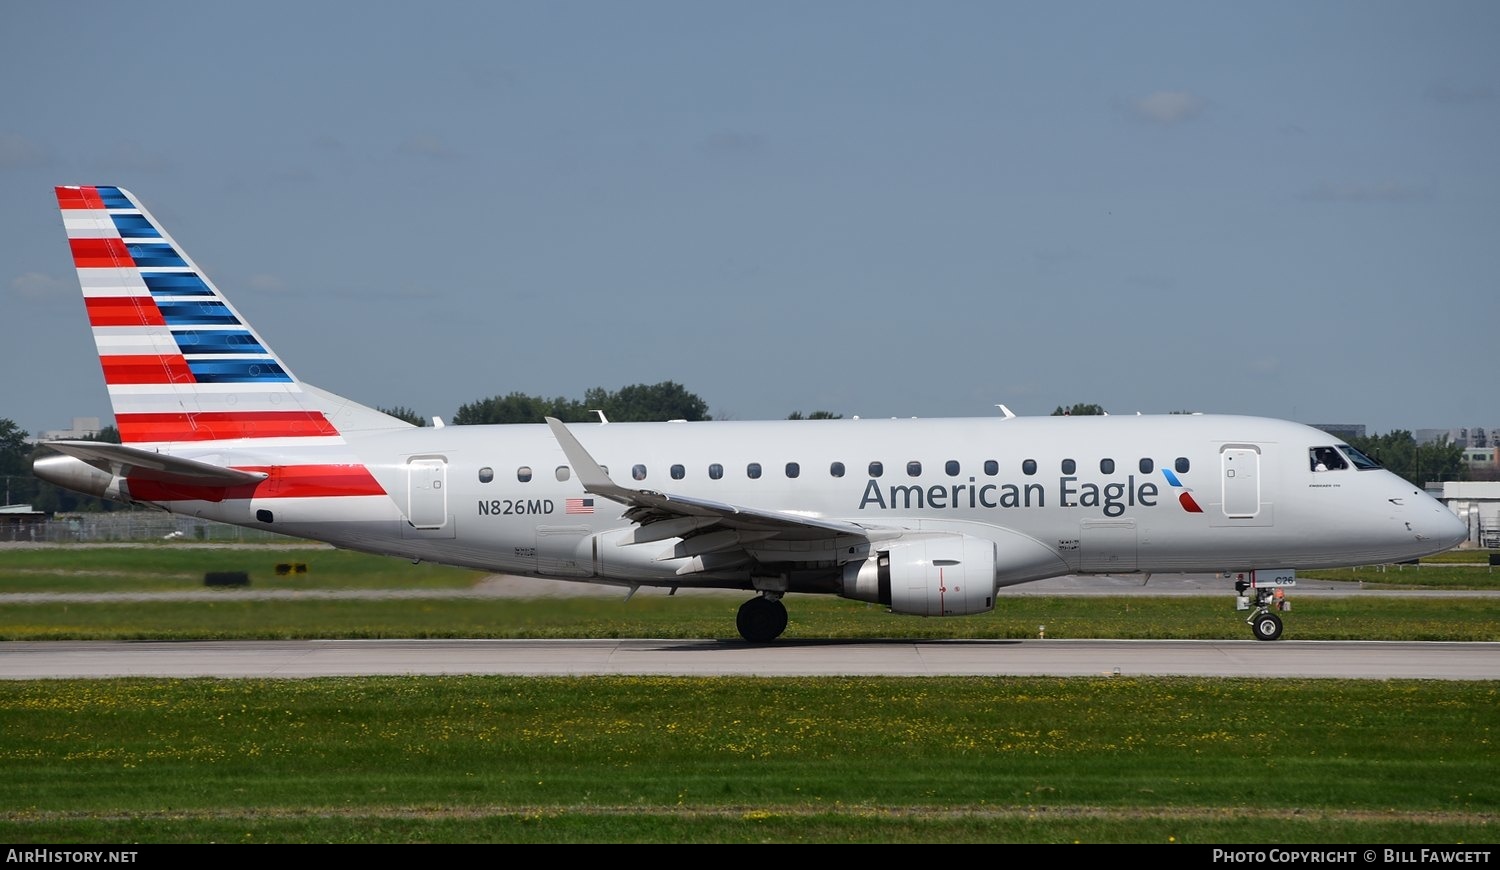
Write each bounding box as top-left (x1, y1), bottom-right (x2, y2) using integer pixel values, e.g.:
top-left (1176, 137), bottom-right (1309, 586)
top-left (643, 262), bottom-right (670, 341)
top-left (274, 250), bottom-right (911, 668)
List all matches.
top-left (55, 186), bottom-right (411, 446)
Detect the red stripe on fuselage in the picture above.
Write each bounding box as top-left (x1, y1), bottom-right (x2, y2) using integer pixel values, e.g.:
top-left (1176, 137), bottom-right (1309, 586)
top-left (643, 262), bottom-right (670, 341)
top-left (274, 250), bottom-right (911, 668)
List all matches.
top-left (100, 354), bottom-right (194, 385)
top-left (57, 187), bottom-right (105, 210)
top-left (116, 411), bottom-right (339, 443)
top-left (84, 296), bottom-right (166, 327)
top-left (70, 238), bottom-right (132, 268)
top-left (125, 464), bottom-right (387, 503)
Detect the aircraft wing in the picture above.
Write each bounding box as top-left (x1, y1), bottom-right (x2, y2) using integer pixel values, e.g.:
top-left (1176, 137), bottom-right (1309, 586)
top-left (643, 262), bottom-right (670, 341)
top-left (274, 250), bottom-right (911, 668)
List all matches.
top-left (41, 441), bottom-right (269, 487)
top-left (547, 418), bottom-right (880, 574)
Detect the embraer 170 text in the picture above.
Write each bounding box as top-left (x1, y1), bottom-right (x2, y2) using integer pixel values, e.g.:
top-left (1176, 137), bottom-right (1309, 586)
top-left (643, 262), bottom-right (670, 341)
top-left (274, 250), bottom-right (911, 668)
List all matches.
top-left (35, 186), bottom-right (1468, 642)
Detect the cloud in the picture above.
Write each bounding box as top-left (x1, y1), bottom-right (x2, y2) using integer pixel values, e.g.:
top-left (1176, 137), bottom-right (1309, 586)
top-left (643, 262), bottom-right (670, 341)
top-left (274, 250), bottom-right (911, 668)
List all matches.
top-left (0, 133), bottom-right (50, 170)
top-left (1426, 82), bottom-right (1496, 105)
top-left (697, 130), bottom-right (766, 158)
top-left (94, 141), bottom-right (172, 173)
top-left (397, 135), bottom-right (461, 162)
top-left (11, 272), bottom-right (68, 299)
top-left (1033, 246), bottom-right (1082, 269)
top-left (247, 274), bottom-right (289, 294)
top-left (1300, 181), bottom-right (1432, 202)
top-left (1247, 356), bottom-right (1279, 375)
top-left (1128, 91), bottom-right (1207, 124)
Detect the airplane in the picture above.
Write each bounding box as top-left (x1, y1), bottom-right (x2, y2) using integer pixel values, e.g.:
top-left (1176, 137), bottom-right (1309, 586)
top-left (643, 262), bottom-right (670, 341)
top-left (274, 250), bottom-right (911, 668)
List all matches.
top-left (33, 185), bottom-right (1470, 643)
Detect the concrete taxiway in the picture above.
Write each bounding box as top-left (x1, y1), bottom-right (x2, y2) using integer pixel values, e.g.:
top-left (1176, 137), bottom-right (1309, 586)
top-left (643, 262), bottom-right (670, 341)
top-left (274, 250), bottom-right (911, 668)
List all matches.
top-left (1, 638), bottom-right (1496, 680)
top-left (3, 566), bottom-right (1495, 680)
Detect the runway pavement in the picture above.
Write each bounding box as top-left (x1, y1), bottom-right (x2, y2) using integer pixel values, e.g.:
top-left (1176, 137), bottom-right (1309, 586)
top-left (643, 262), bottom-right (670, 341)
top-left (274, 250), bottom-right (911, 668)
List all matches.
top-left (1, 638), bottom-right (1496, 680)
top-left (6, 568), bottom-right (1495, 603)
top-left (3, 568), bottom-right (1496, 680)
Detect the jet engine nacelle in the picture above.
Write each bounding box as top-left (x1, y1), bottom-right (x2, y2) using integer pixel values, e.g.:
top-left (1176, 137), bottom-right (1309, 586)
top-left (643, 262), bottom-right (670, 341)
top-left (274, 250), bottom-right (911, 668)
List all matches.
top-left (839, 534), bottom-right (997, 616)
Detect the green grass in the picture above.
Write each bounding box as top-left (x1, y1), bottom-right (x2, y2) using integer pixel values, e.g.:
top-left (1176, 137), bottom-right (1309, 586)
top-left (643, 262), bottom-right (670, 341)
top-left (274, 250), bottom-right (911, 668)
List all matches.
top-left (1, 545), bottom-right (1498, 642)
top-left (1302, 563), bottom-right (1500, 590)
top-left (0, 545), bottom-right (484, 593)
top-left (1420, 549), bottom-right (1498, 564)
top-left (2, 545), bottom-right (1497, 843)
top-left (2, 594), bottom-right (1500, 641)
top-left (5, 545), bottom-right (1496, 594)
top-left (0, 676), bottom-right (1494, 843)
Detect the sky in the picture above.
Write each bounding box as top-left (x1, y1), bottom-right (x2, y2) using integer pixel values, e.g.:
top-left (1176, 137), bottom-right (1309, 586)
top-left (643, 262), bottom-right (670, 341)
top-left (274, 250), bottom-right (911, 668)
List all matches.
top-left (2, 1), bottom-right (1497, 438)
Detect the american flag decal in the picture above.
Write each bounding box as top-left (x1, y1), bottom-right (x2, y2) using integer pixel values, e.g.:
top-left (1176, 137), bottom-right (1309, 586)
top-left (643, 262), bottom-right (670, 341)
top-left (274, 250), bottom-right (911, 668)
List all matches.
top-left (566, 498), bottom-right (595, 515)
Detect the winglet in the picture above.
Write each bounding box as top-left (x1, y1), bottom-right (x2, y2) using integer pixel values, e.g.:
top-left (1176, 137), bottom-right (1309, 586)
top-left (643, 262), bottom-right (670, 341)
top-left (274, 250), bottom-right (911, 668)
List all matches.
top-left (545, 417), bottom-right (636, 502)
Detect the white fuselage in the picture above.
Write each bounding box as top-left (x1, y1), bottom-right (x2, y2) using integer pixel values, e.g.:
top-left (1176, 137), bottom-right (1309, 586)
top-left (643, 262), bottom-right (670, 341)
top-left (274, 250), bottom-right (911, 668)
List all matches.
top-left (131, 414), bottom-right (1466, 593)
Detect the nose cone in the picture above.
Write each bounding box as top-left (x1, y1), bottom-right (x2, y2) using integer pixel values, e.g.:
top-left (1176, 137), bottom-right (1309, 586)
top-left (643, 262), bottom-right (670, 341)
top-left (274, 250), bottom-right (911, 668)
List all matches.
top-left (1427, 502), bottom-right (1469, 551)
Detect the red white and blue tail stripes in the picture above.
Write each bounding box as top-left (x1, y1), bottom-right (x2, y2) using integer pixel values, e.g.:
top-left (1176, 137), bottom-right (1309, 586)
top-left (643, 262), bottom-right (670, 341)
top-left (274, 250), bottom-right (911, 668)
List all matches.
top-left (57, 186), bottom-right (338, 446)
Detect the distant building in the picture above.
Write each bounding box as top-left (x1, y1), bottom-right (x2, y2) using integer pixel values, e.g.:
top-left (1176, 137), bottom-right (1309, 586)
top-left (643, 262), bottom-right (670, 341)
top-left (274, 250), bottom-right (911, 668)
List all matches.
top-left (1461, 447), bottom-right (1498, 475)
top-left (1308, 423), bottom-right (1366, 441)
top-left (1441, 482), bottom-right (1500, 549)
top-left (1416, 427), bottom-right (1496, 448)
top-left (34, 417), bottom-right (103, 442)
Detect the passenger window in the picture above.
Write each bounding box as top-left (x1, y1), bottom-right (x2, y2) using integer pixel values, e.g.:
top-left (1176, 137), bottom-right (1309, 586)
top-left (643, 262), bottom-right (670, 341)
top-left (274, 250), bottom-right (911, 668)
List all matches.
top-left (478, 467), bottom-right (494, 483)
top-left (747, 462), bottom-right (762, 479)
top-left (1175, 457), bottom-right (1190, 473)
top-left (1139, 458), bottom-right (1153, 474)
top-left (517, 466), bottom-right (532, 482)
top-left (555, 466), bottom-right (570, 482)
top-left (786, 462), bottom-right (800, 478)
top-left (984, 460), bottom-right (998, 476)
top-left (1100, 458), bottom-right (1115, 474)
top-left (631, 464), bottom-right (647, 481)
top-left (869, 461), bottom-right (883, 477)
top-left (907, 461), bottom-right (922, 477)
top-left (1061, 459), bottom-right (1076, 474)
top-left (1022, 459), bottom-right (1037, 475)
top-left (671, 464), bottom-right (685, 480)
top-left (830, 462), bottom-right (845, 478)
top-left (709, 463), bottom-right (724, 480)
top-left (945, 460), bottom-right (960, 477)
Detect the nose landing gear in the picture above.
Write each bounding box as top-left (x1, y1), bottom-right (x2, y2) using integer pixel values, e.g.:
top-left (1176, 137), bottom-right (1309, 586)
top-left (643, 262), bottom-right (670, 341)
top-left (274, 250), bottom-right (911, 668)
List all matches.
top-left (1234, 572), bottom-right (1293, 641)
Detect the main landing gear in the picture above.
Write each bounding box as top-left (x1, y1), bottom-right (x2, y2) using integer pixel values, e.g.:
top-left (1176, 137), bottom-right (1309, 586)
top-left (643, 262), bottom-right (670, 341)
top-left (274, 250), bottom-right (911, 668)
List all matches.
top-left (1235, 576), bottom-right (1290, 641)
top-left (737, 593), bottom-right (788, 643)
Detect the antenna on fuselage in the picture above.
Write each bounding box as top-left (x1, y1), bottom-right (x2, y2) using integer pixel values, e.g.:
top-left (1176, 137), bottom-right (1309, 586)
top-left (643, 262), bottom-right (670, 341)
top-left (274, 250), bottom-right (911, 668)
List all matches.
top-left (591, 410), bottom-right (609, 424)
top-left (996, 404), bottom-right (1016, 419)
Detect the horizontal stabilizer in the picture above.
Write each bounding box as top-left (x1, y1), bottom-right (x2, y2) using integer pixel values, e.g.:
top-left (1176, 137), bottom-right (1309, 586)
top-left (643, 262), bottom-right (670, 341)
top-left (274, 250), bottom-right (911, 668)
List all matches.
top-left (41, 441), bottom-right (268, 486)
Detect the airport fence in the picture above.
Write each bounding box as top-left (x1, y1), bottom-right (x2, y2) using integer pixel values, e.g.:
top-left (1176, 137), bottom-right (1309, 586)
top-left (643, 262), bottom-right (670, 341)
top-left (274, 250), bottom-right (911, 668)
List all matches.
top-left (0, 512), bottom-right (301, 544)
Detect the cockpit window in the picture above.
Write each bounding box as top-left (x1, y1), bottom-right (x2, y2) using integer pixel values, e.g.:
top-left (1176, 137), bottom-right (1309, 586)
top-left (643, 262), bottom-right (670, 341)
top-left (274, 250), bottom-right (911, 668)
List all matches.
top-left (1338, 443), bottom-right (1382, 470)
top-left (1310, 446), bottom-right (1349, 471)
